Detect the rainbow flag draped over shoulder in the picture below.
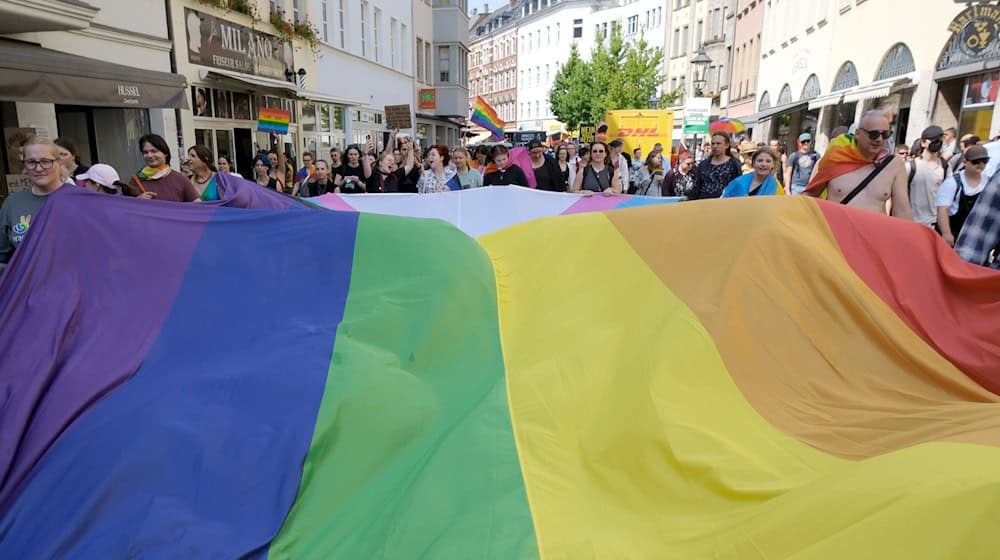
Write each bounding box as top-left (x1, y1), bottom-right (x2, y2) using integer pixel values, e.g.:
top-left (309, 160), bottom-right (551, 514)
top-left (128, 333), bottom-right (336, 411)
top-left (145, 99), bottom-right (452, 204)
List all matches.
top-left (471, 96), bottom-right (505, 141)
top-left (2, 190), bottom-right (1000, 559)
top-left (805, 133), bottom-right (889, 195)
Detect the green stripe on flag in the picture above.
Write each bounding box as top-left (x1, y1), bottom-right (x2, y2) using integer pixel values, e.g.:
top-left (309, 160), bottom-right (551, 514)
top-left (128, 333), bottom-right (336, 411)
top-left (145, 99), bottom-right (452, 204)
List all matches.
top-left (268, 213), bottom-right (538, 559)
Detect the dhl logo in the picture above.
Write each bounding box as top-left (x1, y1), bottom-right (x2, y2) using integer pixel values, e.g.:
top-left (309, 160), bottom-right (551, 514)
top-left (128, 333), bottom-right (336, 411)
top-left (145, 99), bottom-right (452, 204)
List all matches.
top-left (615, 128), bottom-right (661, 137)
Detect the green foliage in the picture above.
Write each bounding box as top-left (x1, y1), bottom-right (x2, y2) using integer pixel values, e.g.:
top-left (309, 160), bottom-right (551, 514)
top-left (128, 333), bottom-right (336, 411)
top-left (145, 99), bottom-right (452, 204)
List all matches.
top-left (547, 24), bottom-right (666, 127)
top-left (548, 44), bottom-right (593, 132)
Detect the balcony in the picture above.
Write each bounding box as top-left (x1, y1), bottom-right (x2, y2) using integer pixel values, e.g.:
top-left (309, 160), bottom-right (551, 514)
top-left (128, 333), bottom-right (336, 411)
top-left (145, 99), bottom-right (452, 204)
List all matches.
top-left (0, 0), bottom-right (98, 34)
top-left (433, 5), bottom-right (470, 46)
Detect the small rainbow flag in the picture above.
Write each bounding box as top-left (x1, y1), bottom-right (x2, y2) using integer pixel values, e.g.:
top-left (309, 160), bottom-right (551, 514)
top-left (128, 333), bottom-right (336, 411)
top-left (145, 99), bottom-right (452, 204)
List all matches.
top-left (258, 107), bottom-right (291, 134)
top-left (470, 96), bottom-right (505, 141)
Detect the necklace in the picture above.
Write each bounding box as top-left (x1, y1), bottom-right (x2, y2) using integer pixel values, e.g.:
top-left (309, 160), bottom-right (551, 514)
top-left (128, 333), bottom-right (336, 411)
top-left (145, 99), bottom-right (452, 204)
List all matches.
top-left (194, 172), bottom-right (213, 184)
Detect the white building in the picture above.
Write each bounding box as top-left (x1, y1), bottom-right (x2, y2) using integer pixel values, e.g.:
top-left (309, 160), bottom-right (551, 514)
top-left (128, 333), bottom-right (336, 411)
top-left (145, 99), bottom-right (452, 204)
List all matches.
top-left (515, 0), bottom-right (669, 134)
top-left (310, 0), bottom-right (414, 154)
top-left (754, 0), bottom-right (997, 152)
top-left (0, 0), bottom-right (185, 194)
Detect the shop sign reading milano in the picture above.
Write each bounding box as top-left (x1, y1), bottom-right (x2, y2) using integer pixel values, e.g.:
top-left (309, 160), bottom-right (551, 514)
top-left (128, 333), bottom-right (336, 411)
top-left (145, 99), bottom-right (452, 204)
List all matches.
top-left (185, 8), bottom-right (293, 81)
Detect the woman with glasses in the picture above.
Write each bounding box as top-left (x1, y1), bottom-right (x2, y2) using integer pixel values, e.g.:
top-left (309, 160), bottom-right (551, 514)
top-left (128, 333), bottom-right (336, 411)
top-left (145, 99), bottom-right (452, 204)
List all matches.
top-left (936, 144), bottom-right (990, 248)
top-left (571, 141), bottom-right (622, 195)
top-left (126, 134), bottom-right (199, 202)
top-left (0, 138), bottom-right (68, 269)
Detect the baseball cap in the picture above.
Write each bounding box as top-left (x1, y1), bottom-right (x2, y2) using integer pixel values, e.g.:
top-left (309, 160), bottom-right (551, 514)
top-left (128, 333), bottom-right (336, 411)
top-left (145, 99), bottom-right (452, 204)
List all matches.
top-left (921, 125), bottom-right (944, 140)
top-left (798, 132), bottom-right (812, 142)
top-left (963, 144), bottom-right (989, 161)
top-left (77, 164), bottom-right (121, 190)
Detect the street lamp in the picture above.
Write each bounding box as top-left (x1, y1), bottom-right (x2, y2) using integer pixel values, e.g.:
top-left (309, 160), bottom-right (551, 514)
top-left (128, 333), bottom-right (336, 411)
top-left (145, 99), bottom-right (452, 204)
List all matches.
top-left (691, 46), bottom-right (712, 97)
top-left (649, 92), bottom-right (660, 110)
top-left (690, 46), bottom-right (712, 160)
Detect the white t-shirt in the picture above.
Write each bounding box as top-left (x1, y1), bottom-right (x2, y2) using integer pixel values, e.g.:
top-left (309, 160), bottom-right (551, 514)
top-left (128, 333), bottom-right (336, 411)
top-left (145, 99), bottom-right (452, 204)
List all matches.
top-left (935, 170), bottom-right (987, 216)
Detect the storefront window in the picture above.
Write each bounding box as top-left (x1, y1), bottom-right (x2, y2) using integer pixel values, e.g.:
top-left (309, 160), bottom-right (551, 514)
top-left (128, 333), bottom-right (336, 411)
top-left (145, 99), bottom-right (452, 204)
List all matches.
top-left (93, 108), bottom-right (149, 175)
top-left (195, 129), bottom-right (213, 149)
top-left (213, 90), bottom-right (232, 119)
top-left (319, 105), bottom-right (331, 132)
top-left (960, 72), bottom-right (999, 138)
top-left (233, 92), bottom-right (252, 121)
top-left (302, 103), bottom-right (316, 132)
top-left (215, 130), bottom-right (233, 162)
top-left (334, 106), bottom-right (344, 130)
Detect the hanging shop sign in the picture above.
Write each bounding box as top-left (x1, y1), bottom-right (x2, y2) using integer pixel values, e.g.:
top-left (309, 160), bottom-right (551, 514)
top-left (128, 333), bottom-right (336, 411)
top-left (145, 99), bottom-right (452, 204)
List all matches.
top-left (938, 5), bottom-right (1000, 72)
top-left (185, 8), bottom-right (293, 81)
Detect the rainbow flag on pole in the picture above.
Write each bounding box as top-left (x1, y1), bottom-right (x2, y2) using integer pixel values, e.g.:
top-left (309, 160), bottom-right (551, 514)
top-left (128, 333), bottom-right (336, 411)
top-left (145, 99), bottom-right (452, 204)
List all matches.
top-left (470, 96), bottom-right (505, 141)
top-left (2, 190), bottom-right (1000, 559)
top-left (258, 107), bottom-right (291, 134)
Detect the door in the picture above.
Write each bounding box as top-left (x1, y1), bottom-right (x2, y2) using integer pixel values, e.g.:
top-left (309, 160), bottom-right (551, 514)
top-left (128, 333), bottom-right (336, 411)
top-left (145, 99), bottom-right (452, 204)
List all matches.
top-left (234, 128), bottom-right (254, 180)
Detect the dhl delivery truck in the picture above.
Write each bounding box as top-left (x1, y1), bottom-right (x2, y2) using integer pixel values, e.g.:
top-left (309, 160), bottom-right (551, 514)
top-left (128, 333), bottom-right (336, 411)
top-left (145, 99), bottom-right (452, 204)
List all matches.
top-left (603, 109), bottom-right (674, 158)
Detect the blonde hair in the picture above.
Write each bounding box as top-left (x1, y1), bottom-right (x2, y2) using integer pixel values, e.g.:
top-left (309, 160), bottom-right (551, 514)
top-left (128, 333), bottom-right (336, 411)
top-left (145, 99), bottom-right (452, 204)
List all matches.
top-left (22, 136), bottom-right (60, 160)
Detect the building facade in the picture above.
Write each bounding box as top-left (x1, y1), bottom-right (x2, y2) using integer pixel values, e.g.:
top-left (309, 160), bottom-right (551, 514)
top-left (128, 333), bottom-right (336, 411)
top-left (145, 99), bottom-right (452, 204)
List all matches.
top-left (173, 0), bottom-right (319, 177)
top-left (724, 0), bottom-right (762, 127)
top-left (468, 4), bottom-right (518, 144)
top-left (664, 0), bottom-right (737, 142)
top-left (310, 0), bottom-right (414, 156)
top-left (416, 0), bottom-right (470, 148)
top-left (514, 0), bottom-right (669, 135)
top-left (754, 0), bottom-right (989, 152)
top-left (0, 0), bottom-right (186, 199)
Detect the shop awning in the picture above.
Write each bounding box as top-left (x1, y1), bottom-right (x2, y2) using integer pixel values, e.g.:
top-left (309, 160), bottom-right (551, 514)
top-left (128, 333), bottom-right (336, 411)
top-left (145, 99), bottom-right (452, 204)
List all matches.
top-left (204, 69), bottom-right (365, 106)
top-left (299, 89), bottom-right (364, 107)
top-left (0, 39), bottom-right (187, 108)
top-left (841, 72), bottom-right (918, 104)
top-left (755, 101), bottom-right (810, 122)
top-left (202, 69), bottom-right (298, 95)
top-left (808, 92), bottom-right (844, 110)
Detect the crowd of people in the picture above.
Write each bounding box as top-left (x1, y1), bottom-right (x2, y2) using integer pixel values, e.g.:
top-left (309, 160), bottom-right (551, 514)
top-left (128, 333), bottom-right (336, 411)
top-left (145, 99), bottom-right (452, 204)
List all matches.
top-left (1, 108), bottom-right (998, 270)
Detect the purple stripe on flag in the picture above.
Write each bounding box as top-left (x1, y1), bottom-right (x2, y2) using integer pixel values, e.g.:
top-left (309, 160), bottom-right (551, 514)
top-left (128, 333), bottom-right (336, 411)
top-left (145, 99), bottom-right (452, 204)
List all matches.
top-left (561, 194), bottom-right (631, 214)
top-left (310, 193), bottom-right (358, 212)
top-left (0, 188), bottom-right (212, 514)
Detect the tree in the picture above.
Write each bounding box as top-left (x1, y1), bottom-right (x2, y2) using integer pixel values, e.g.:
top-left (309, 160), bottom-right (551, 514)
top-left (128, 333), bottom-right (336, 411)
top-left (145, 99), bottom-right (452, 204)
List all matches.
top-left (614, 36), bottom-right (665, 109)
top-left (548, 43), bottom-right (593, 132)
top-left (589, 22), bottom-right (629, 120)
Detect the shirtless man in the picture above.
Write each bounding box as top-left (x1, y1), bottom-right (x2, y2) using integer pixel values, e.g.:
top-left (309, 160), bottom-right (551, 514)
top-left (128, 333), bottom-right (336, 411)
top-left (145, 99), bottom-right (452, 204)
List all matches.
top-left (807, 111), bottom-right (914, 219)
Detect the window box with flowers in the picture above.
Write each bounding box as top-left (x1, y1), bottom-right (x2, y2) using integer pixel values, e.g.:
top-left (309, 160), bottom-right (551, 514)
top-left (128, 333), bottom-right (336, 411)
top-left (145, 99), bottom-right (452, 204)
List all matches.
top-left (269, 9), bottom-right (319, 53)
top-left (196, 0), bottom-right (258, 21)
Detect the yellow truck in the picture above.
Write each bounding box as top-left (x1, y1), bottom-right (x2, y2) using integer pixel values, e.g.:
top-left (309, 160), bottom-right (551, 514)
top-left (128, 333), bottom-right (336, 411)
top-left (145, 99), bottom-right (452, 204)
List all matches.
top-left (603, 109), bottom-right (674, 159)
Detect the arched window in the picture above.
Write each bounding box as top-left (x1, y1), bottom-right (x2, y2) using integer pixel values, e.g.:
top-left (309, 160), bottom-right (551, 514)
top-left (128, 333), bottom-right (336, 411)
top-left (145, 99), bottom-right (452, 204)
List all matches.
top-left (801, 74), bottom-right (821, 100)
top-left (777, 84), bottom-right (792, 105)
top-left (875, 43), bottom-right (915, 80)
top-left (832, 61), bottom-right (859, 92)
top-left (759, 91), bottom-right (771, 110)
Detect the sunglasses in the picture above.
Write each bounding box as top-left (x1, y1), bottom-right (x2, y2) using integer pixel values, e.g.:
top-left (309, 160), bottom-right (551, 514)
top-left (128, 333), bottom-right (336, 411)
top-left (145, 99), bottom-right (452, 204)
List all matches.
top-left (857, 128), bottom-right (893, 141)
top-left (968, 158), bottom-right (990, 165)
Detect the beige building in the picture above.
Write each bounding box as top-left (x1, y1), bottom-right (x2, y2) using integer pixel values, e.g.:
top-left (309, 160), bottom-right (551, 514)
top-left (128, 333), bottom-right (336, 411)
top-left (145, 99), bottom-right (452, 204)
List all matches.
top-left (755, 0), bottom-right (999, 152)
top-left (724, 0), bottom-right (762, 125)
top-left (664, 0), bottom-right (737, 143)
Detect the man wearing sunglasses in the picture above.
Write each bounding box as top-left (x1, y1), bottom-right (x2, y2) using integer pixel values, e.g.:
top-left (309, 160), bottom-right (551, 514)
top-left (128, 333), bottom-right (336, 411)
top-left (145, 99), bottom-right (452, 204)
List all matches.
top-left (936, 144), bottom-right (989, 248)
top-left (805, 110), bottom-right (913, 219)
top-left (909, 125), bottom-right (950, 228)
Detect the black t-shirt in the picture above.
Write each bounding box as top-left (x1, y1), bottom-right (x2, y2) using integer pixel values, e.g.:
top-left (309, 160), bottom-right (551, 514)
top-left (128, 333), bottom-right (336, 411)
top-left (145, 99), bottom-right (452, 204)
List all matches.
top-left (366, 166), bottom-right (421, 193)
top-left (533, 156), bottom-right (565, 192)
top-left (338, 163), bottom-right (367, 193)
top-left (484, 164), bottom-right (528, 187)
top-left (303, 179), bottom-right (335, 197)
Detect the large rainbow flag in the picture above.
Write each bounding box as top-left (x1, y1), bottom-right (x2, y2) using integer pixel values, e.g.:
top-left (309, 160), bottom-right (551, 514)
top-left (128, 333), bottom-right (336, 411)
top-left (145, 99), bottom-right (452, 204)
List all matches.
top-left (1, 187), bottom-right (999, 558)
top-left (470, 96), bottom-right (505, 141)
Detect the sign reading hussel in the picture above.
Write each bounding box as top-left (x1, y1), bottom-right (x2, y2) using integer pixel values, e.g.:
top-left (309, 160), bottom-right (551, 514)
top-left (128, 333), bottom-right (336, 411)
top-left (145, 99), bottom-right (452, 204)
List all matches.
top-left (185, 8), bottom-right (293, 81)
